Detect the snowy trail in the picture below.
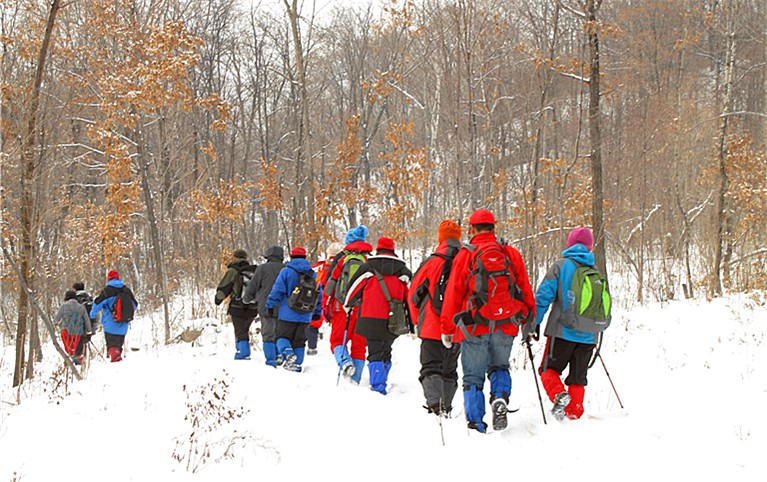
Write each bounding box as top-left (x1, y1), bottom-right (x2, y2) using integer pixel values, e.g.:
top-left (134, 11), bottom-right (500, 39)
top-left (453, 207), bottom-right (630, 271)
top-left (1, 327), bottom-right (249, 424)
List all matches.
top-left (1, 296), bottom-right (765, 481)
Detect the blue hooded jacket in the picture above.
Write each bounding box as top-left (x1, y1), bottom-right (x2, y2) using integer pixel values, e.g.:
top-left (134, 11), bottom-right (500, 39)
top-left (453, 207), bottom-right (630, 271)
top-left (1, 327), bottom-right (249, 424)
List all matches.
top-left (90, 279), bottom-right (138, 336)
top-left (265, 258), bottom-right (323, 323)
top-left (534, 244), bottom-right (596, 344)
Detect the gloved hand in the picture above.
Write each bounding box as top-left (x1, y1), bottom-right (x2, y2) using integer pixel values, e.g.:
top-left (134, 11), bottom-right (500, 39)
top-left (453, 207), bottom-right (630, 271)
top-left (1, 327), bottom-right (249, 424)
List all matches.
top-left (521, 318), bottom-right (539, 343)
top-left (85, 333), bottom-right (92, 342)
top-left (441, 334), bottom-right (453, 349)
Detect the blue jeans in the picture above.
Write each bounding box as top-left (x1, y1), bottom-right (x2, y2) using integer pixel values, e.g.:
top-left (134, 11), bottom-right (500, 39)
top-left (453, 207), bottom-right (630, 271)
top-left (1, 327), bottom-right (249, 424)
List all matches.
top-left (460, 330), bottom-right (514, 390)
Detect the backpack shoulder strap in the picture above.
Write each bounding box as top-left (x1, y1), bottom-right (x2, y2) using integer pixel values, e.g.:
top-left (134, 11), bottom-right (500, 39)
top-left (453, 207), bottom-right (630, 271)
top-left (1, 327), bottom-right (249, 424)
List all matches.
top-left (374, 271), bottom-right (393, 303)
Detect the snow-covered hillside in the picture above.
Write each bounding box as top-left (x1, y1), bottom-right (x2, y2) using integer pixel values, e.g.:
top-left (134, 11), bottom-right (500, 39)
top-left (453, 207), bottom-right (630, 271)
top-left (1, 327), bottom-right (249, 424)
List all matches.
top-left (1, 295), bottom-right (765, 481)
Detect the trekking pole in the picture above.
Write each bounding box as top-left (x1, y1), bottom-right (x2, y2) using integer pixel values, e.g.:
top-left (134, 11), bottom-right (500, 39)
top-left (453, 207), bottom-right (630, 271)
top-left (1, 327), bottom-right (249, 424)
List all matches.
top-left (438, 399), bottom-right (445, 446)
top-left (598, 353), bottom-right (624, 409)
top-left (336, 310), bottom-right (352, 386)
top-left (525, 340), bottom-right (547, 425)
top-left (89, 340), bottom-right (107, 361)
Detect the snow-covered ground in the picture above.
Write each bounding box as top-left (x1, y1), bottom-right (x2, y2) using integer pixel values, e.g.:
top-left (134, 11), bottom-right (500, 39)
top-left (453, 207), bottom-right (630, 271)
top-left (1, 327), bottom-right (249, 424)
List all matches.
top-left (1, 294), bottom-right (765, 481)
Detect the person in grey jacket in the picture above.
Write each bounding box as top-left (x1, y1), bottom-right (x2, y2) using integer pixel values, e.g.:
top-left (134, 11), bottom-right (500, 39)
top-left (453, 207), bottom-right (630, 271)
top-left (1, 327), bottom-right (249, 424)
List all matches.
top-left (54, 290), bottom-right (92, 365)
top-left (242, 245), bottom-right (285, 367)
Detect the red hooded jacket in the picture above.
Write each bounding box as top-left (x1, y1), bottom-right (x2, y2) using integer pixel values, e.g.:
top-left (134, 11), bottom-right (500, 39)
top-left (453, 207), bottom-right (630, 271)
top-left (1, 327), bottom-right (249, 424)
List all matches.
top-left (439, 232), bottom-right (535, 343)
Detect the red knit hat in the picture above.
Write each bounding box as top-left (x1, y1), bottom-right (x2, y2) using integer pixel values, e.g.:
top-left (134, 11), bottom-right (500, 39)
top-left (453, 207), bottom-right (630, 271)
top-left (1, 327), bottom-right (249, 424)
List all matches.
top-left (290, 246), bottom-right (307, 258)
top-left (107, 270), bottom-right (120, 281)
top-left (567, 227), bottom-right (594, 251)
top-left (438, 220), bottom-right (462, 243)
top-left (469, 209), bottom-right (496, 225)
top-left (376, 237), bottom-right (395, 253)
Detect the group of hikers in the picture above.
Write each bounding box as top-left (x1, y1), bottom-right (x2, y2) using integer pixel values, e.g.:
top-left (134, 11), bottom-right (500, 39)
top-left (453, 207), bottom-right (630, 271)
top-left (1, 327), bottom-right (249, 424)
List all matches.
top-left (214, 208), bottom-right (612, 433)
top-left (54, 270), bottom-right (138, 365)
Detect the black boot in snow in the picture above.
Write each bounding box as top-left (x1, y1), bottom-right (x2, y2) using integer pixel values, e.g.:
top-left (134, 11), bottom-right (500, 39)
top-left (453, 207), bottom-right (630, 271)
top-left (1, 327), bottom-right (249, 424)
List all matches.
top-left (491, 398), bottom-right (508, 431)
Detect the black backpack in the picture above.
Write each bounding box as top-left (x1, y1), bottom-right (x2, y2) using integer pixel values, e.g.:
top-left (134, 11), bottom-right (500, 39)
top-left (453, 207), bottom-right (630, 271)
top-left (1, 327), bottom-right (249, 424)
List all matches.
top-left (420, 238), bottom-right (461, 316)
top-left (75, 291), bottom-right (94, 319)
top-left (374, 271), bottom-right (411, 336)
top-left (112, 288), bottom-right (134, 323)
top-left (233, 264), bottom-right (257, 303)
top-left (287, 269), bottom-right (320, 314)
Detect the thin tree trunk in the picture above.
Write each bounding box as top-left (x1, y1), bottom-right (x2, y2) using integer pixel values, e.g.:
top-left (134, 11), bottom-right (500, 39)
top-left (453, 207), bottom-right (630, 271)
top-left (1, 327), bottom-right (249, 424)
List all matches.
top-left (586, 0), bottom-right (607, 276)
top-left (134, 116), bottom-right (171, 344)
top-left (14, 0), bottom-right (61, 387)
top-left (713, 26), bottom-right (737, 297)
top-left (283, 0), bottom-right (316, 249)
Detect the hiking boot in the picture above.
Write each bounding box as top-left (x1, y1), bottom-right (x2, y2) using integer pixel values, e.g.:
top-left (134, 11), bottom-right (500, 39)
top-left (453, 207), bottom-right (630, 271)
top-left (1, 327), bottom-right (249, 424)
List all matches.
top-left (283, 361), bottom-right (302, 373)
top-left (491, 398), bottom-right (508, 431)
top-left (467, 420), bottom-right (488, 433)
top-left (275, 355), bottom-right (284, 367)
top-left (552, 392), bottom-right (572, 421)
top-left (284, 353), bottom-right (298, 366)
top-left (306, 348), bottom-right (318, 356)
top-left (341, 361), bottom-right (355, 378)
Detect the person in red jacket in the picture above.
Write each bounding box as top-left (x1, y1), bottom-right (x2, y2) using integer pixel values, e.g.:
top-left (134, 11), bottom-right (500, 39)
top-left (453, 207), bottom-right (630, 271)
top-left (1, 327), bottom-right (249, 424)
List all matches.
top-left (308, 242), bottom-right (344, 355)
top-left (440, 209), bottom-right (536, 433)
top-left (323, 226), bottom-right (372, 383)
top-left (408, 220), bottom-right (463, 416)
top-left (345, 237), bottom-right (412, 395)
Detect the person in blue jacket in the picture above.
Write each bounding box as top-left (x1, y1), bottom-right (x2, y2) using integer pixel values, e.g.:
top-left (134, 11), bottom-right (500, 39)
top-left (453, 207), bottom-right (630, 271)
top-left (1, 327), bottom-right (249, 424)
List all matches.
top-left (524, 227), bottom-right (598, 421)
top-left (265, 246), bottom-right (323, 372)
top-left (90, 270), bottom-right (138, 362)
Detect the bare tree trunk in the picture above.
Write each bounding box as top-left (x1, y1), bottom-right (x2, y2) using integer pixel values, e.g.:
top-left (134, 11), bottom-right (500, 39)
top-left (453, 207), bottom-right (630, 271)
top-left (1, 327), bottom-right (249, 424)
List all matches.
top-left (14, 0), bottom-right (61, 387)
top-left (586, 0), bottom-right (607, 276)
top-left (134, 116), bottom-right (171, 344)
top-left (283, 0), bottom-right (316, 249)
top-left (712, 24), bottom-right (737, 297)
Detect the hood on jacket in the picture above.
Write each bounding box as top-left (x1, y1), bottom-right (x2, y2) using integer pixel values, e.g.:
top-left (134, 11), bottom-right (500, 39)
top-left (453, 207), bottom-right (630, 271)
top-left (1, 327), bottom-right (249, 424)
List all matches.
top-left (286, 257), bottom-right (313, 274)
top-left (366, 254), bottom-right (411, 278)
top-left (107, 279), bottom-right (125, 289)
top-left (344, 240), bottom-right (373, 253)
top-left (227, 259), bottom-right (251, 270)
top-left (562, 244), bottom-right (595, 266)
top-left (264, 245), bottom-right (285, 261)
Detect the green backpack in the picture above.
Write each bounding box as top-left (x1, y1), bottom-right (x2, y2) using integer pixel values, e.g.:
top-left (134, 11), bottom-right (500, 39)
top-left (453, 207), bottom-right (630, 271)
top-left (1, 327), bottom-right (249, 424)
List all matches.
top-left (563, 263), bottom-right (612, 334)
top-left (334, 252), bottom-right (367, 304)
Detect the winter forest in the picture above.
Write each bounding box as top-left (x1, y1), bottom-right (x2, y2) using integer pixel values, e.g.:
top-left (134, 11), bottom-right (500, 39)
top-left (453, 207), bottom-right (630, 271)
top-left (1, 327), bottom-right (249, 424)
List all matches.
top-left (1, 0), bottom-right (766, 390)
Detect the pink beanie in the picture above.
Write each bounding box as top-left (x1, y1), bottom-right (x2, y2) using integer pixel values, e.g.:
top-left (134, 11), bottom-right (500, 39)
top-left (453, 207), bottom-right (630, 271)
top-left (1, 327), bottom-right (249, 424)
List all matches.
top-left (567, 227), bottom-right (594, 251)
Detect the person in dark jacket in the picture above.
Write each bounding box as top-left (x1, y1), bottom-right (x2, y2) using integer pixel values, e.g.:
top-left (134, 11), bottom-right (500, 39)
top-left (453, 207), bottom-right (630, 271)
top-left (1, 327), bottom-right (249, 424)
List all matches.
top-left (408, 220), bottom-right (462, 415)
top-left (528, 227), bottom-right (599, 421)
top-left (54, 290), bottom-right (92, 365)
top-left (73, 282), bottom-right (97, 326)
top-left (90, 271), bottom-right (138, 362)
top-left (215, 249), bottom-right (258, 360)
top-left (265, 246), bottom-right (323, 372)
top-left (345, 237), bottom-right (412, 395)
top-left (242, 245), bottom-right (285, 367)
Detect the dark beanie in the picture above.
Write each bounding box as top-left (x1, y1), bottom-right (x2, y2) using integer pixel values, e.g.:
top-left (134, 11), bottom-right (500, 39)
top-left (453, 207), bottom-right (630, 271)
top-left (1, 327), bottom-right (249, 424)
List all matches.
top-left (65, 290), bottom-right (77, 301)
top-left (233, 249), bottom-right (248, 260)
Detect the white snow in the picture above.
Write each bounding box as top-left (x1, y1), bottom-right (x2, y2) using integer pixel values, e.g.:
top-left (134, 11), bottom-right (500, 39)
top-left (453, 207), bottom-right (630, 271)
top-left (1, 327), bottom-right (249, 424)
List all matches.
top-left (1, 293), bottom-right (765, 481)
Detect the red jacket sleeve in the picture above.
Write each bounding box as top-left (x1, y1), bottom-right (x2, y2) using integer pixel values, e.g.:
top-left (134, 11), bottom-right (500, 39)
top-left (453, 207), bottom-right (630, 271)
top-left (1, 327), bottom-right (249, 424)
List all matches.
top-left (439, 248), bottom-right (471, 335)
